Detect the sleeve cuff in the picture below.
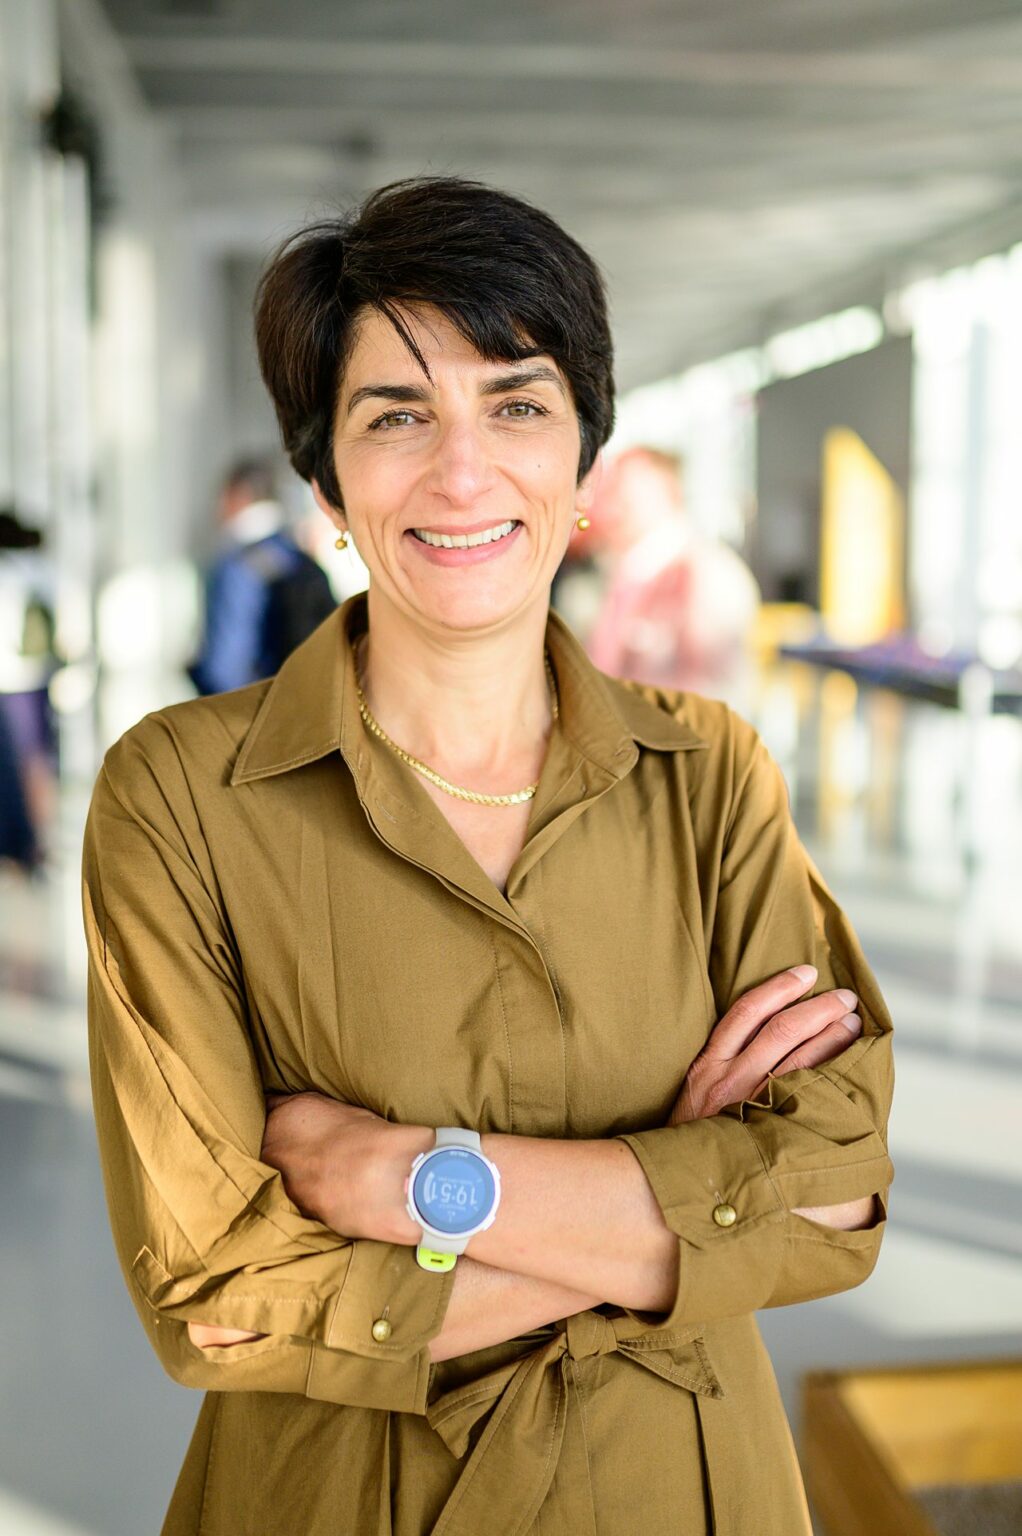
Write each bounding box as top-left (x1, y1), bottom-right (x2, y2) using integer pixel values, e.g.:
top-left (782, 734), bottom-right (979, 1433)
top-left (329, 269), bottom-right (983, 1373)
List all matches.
top-left (133, 1237), bottom-right (454, 1415)
top-left (616, 1118), bottom-right (789, 1330)
top-left (617, 1092), bottom-right (893, 1331)
top-left (308, 1240), bottom-right (456, 1414)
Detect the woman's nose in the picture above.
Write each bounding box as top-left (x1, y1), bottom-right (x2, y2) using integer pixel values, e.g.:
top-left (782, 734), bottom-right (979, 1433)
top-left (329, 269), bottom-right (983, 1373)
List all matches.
top-left (425, 421), bottom-right (495, 506)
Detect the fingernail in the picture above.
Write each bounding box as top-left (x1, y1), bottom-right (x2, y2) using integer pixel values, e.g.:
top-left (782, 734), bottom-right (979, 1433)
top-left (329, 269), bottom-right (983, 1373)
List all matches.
top-left (838, 1012), bottom-right (862, 1033)
top-left (789, 965), bottom-right (817, 984)
top-left (836, 989), bottom-right (858, 1010)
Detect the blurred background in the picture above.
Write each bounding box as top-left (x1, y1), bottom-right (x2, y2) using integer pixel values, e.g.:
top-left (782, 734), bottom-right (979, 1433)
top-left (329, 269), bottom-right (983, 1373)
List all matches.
top-left (1, 1), bottom-right (1021, 1533)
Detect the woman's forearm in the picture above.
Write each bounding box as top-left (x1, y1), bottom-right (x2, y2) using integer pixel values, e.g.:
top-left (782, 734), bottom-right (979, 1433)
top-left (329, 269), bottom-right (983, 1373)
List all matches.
top-left (468, 1134), bottom-right (679, 1310)
top-left (465, 1136), bottom-right (877, 1306)
top-left (429, 1259), bottom-right (599, 1362)
top-left (369, 1129), bottom-right (677, 1310)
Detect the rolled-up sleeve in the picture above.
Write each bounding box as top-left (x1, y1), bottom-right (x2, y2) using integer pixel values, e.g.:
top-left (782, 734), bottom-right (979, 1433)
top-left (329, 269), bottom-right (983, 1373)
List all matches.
top-left (618, 715), bottom-right (894, 1329)
top-left (83, 721), bottom-right (453, 1413)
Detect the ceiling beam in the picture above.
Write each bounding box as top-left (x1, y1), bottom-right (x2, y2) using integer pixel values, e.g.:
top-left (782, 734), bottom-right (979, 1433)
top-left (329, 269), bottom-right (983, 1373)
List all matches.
top-left (165, 103), bottom-right (1021, 154)
top-left (123, 35), bottom-right (1022, 90)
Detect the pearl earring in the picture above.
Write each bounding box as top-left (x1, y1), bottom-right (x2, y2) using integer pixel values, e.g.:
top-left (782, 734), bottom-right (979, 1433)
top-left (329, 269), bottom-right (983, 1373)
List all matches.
top-left (575, 514), bottom-right (591, 531)
top-left (334, 531), bottom-right (349, 550)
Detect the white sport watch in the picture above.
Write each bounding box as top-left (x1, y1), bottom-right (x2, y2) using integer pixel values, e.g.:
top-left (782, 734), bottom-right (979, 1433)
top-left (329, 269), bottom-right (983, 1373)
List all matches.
top-left (405, 1128), bottom-right (502, 1273)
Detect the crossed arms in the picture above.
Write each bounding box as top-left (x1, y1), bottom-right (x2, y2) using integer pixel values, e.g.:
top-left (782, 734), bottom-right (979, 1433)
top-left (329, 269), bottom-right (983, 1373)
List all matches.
top-left (191, 965), bottom-right (880, 1360)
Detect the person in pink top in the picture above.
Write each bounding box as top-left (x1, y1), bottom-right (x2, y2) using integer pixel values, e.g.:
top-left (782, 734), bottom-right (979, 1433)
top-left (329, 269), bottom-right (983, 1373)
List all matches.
top-left (586, 447), bottom-right (760, 707)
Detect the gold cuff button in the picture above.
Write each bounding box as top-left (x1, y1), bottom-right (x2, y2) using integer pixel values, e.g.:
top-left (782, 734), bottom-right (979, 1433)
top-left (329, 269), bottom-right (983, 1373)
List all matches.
top-left (371, 1317), bottom-right (392, 1342)
top-left (712, 1203), bottom-right (737, 1228)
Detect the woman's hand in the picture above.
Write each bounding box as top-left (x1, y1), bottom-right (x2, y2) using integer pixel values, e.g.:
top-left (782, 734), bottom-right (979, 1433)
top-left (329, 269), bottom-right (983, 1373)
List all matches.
top-left (669, 965), bottom-right (861, 1125)
top-left (261, 1092), bottom-right (429, 1244)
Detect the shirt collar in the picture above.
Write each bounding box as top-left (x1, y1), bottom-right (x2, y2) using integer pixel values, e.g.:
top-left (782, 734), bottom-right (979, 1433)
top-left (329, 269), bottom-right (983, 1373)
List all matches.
top-left (230, 592), bottom-right (706, 788)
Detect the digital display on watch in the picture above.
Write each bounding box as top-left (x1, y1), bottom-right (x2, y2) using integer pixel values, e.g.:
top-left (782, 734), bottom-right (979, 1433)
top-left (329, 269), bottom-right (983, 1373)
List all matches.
top-left (411, 1148), bottom-right (496, 1236)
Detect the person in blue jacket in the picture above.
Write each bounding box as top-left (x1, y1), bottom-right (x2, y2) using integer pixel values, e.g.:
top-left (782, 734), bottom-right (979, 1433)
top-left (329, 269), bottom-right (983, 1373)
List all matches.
top-left (189, 458), bottom-right (336, 696)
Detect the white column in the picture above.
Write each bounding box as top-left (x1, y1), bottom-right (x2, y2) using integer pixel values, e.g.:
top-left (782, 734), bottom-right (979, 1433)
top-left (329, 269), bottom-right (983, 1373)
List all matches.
top-left (0, 0), bottom-right (60, 522)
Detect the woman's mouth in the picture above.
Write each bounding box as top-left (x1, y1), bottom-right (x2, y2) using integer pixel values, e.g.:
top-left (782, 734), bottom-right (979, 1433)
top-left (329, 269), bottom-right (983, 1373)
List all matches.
top-left (406, 519), bottom-right (523, 563)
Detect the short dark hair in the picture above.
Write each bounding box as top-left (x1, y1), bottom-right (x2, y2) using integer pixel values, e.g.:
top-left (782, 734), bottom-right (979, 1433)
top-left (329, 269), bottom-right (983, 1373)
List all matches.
top-left (253, 176), bottom-right (615, 509)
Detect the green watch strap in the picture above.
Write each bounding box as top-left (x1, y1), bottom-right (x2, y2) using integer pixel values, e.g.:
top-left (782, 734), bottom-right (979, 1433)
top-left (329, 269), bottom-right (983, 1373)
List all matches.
top-left (416, 1244), bottom-right (457, 1273)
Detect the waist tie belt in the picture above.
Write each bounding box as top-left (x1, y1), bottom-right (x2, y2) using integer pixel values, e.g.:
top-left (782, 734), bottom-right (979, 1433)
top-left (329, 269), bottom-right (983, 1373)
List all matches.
top-left (425, 1310), bottom-right (723, 1536)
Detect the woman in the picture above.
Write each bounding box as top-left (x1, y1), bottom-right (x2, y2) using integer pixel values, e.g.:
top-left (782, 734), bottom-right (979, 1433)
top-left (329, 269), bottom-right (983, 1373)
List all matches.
top-left (83, 177), bottom-right (893, 1536)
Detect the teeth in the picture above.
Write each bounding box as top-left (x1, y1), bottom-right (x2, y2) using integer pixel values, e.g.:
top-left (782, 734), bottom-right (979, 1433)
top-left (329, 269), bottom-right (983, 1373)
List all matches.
top-left (413, 520), bottom-right (517, 549)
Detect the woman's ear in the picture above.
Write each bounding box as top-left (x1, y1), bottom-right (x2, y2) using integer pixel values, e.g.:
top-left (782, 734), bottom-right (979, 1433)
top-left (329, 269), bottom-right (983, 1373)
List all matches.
top-left (311, 478), bottom-right (347, 534)
top-left (576, 450), bottom-right (603, 514)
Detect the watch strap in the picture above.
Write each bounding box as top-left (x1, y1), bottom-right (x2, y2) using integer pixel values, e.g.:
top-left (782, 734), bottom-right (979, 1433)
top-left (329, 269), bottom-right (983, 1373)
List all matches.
top-left (435, 1127), bottom-right (482, 1151)
top-left (415, 1245), bottom-right (458, 1273)
top-left (413, 1129), bottom-right (485, 1272)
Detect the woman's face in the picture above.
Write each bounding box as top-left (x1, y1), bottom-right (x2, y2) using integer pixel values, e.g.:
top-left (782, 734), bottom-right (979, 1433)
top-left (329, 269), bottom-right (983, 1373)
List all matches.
top-left (317, 304), bottom-right (598, 637)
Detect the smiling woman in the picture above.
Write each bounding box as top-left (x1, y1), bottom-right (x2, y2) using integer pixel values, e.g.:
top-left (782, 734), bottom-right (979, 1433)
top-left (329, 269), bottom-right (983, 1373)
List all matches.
top-left (83, 176), bottom-right (893, 1536)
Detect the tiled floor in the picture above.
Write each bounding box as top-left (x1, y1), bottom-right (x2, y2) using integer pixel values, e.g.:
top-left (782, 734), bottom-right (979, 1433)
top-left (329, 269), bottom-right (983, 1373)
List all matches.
top-left (1, 667), bottom-right (1020, 1535)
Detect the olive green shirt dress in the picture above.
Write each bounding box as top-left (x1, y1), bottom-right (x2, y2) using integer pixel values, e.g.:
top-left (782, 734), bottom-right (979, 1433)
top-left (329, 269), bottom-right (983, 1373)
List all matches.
top-left (82, 592), bottom-right (894, 1536)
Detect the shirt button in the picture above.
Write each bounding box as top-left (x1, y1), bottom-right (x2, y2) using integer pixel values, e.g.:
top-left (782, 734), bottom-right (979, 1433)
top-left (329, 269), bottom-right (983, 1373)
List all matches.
top-left (713, 1203), bottom-right (738, 1228)
top-left (371, 1317), bottom-right (392, 1342)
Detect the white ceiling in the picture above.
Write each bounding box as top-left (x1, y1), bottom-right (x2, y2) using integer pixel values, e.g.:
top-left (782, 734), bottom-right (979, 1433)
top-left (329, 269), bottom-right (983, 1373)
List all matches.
top-left (93, 0), bottom-right (1022, 388)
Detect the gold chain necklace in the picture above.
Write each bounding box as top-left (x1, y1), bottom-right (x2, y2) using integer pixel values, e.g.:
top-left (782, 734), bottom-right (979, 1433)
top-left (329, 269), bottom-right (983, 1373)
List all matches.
top-left (353, 638), bottom-right (558, 806)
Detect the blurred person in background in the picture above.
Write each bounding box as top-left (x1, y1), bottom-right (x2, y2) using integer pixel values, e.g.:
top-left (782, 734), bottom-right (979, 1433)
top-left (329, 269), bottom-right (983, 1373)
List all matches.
top-left (83, 177), bottom-right (892, 1536)
top-left (0, 691), bottom-right (35, 869)
top-left (188, 456), bottom-right (336, 696)
top-left (0, 508), bottom-right (58, 869)
top-left (588, 446), bottom-right (760, 709)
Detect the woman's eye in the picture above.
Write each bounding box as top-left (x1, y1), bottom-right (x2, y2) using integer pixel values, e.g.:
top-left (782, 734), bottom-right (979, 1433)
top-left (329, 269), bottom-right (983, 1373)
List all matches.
top-left (501, 399), bottom-right (545, 419)
top-left (368, 410), bottom-right (417, 430)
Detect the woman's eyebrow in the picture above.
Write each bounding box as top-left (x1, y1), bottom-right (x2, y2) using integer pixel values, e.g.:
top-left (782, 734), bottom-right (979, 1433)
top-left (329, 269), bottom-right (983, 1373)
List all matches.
top-left (480, 366), bottom-right (565, 397)
top-left (345, 365), bottom-right (565, 417)
top-left (345, 383), bottom-right (431, 416)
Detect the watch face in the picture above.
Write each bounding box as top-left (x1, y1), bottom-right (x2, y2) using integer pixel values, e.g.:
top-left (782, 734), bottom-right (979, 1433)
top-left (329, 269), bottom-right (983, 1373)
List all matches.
top-left (411, 1148), bottom-right (496, 1236)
